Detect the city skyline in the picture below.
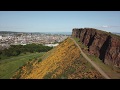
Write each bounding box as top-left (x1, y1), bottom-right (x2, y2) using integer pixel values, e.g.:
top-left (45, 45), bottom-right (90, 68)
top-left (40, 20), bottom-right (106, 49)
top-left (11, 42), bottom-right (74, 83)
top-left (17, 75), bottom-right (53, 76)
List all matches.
top-left (0, 11), bottom-right (120, 33)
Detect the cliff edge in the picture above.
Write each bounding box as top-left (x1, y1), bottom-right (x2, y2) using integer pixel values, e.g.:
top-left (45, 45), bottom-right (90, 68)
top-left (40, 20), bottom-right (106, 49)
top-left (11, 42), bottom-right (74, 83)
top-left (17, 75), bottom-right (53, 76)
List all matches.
top-left (72, 28), bottom-right (120, 67)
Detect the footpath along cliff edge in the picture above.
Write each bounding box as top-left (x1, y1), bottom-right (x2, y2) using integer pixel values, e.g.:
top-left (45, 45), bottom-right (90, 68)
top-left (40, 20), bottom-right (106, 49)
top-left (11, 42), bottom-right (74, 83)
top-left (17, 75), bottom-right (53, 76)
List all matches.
top-left (72, 28), bottom-right (120, 67)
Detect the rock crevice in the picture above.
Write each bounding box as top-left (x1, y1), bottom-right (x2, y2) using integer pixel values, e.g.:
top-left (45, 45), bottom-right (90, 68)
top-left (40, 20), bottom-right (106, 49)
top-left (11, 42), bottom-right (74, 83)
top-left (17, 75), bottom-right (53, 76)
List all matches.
top-left (72, 28), bottom-right (120, 67)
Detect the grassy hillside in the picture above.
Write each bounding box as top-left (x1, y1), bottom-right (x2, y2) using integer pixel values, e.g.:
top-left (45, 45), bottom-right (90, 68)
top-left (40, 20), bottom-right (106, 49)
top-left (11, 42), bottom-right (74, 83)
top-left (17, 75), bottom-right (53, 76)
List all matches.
top-left (0, 52), bottom-right (45, 79)
top-left (13, 38), bottom-right (104, 79)
top-left (74, 37), bottom-right (120, 79)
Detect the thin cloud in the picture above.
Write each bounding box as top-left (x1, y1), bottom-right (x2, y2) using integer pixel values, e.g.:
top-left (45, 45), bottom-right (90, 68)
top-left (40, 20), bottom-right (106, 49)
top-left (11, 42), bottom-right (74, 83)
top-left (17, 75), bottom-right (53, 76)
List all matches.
top-left (109, 25), bottom-right (120, 28)
top-left (95, 25), bottom-right (120, 28)
top-left (102, 25), bottom-right (109, 28)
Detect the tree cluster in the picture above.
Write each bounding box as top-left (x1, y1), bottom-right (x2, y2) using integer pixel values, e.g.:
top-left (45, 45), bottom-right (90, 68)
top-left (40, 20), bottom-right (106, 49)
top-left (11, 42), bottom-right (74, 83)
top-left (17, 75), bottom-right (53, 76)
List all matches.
top-left (0, 44), bottom-right (53, 60)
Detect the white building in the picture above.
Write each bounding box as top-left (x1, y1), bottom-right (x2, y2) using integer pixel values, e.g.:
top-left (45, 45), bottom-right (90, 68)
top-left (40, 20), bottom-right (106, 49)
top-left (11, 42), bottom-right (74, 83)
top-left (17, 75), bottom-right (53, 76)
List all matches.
top-left (44, 43), bottom-right (59, 47)
top-left (0, 36), bottom-right (2, 39)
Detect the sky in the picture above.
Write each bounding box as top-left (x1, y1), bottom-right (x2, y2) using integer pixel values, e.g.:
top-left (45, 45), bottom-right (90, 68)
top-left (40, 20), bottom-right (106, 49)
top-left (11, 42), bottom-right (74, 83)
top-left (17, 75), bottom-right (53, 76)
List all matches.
top-left (0, 11), bottom-right (120, 33)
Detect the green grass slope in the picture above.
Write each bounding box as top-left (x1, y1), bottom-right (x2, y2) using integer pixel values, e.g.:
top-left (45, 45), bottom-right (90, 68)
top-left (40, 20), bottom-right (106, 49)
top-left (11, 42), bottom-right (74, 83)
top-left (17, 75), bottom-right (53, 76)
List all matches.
top-left (0, 52), bottom-right (45, 79)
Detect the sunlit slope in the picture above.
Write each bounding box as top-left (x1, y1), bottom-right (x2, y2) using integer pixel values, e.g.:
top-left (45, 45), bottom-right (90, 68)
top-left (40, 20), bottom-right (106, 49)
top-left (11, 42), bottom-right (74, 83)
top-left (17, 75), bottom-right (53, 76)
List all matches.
top-left (13, 38), bottom-right (103, 79)
top-left (0, 52), bottom-right (45, 79)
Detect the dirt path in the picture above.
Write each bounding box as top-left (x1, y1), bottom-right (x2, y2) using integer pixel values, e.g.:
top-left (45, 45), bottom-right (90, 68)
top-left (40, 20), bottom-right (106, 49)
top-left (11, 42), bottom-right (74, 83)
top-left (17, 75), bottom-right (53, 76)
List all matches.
top-left (70, 38), bottom-right (110, 79)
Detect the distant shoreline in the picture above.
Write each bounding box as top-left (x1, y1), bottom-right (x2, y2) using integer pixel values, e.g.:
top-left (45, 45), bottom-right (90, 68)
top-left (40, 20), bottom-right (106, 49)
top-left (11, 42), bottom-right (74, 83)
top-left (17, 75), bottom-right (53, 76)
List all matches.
top-left (1, 31), bottom-right (120, 36)
top-left (0, 31), bottom-right (72, 35)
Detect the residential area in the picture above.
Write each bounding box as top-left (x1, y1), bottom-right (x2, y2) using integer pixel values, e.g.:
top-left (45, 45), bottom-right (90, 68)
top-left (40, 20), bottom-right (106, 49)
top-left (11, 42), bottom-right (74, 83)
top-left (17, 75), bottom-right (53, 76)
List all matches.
top-left (0, 32), bottom-right (70, 50)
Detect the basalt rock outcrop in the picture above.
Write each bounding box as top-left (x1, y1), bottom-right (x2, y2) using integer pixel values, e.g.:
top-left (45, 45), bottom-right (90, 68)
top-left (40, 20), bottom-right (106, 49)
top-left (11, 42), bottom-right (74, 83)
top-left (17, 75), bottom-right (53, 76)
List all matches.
top-left (72, 28), bottom-right (120, 67)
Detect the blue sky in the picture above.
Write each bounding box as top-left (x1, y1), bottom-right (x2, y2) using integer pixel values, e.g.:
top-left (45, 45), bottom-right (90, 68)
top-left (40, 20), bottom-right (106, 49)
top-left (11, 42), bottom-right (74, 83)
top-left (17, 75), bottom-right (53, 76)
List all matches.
top-left (0, 11), bottom-right (120, 32)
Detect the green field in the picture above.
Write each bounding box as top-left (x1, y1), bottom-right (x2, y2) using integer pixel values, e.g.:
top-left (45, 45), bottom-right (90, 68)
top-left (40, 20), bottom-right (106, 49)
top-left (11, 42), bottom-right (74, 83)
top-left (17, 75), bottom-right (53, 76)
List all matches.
top-left (0, 52), bottom-right (45, 79)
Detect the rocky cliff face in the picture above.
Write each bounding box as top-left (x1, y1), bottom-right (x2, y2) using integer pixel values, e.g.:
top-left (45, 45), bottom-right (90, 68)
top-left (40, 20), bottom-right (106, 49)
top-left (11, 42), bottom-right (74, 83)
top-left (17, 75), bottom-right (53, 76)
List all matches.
top-left (72, 28), bottom-right (120, 67)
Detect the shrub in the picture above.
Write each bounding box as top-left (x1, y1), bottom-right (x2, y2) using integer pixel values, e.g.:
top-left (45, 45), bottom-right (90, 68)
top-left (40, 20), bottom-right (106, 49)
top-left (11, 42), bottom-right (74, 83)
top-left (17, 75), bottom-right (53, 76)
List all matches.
top-left (38, 58), bottom-right (42, 62)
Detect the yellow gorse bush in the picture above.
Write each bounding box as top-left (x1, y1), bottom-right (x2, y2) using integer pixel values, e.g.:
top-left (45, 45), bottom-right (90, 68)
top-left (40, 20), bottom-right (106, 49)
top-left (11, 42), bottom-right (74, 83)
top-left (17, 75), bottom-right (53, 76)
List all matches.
top-left (13, 38), bottom-right (103, 79)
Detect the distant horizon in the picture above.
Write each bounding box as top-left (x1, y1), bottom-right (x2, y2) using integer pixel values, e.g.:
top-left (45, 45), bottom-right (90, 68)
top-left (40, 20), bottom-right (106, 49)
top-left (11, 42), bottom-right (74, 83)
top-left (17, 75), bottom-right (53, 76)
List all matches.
top-left (0, 28), bottom-right (120, 33)
top-left (0, 30), bottom-right (72, 32)
top-left (0, 31), bottom-right (72, 35)
top-left (0, 30), bottom-right (120, 34)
